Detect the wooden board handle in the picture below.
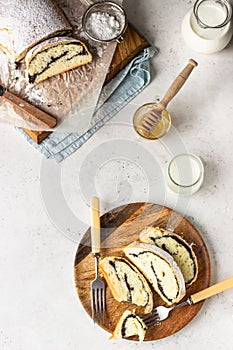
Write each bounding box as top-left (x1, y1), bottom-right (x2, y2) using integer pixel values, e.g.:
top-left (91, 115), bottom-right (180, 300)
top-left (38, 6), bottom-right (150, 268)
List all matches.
top-left (158, 59), bottom-right (198, 111)
top-left (91, 197), bottom-right (100, 255)
top-left (190, 276), bottom-right (233, 304)
top-left (2, 90), bottom-right (57, 128)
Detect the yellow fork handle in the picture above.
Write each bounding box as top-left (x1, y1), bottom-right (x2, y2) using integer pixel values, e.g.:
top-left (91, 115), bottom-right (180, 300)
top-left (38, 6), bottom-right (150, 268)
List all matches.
top-left (91, 197), bottom-right (100, 255)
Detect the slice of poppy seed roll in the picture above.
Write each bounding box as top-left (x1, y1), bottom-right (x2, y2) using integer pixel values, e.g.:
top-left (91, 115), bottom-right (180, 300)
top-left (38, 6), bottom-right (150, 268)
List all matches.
top-left (139, 227), bottom-right (198, 286)
top-left (25, 36), bottom-right (92, 84)
top-left (123, 242), bottom-right (186, 306)
top-left (110, 310), bottom-right (147, 341)
top-left (99, 256), bottom-right (153, 313)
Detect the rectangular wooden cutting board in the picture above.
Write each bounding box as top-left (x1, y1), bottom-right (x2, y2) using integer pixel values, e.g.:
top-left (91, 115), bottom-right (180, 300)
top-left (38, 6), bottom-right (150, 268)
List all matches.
top-left (23, 24), bottom-right (150, 144)
top-left (104, 24), bottom-right (150, 84)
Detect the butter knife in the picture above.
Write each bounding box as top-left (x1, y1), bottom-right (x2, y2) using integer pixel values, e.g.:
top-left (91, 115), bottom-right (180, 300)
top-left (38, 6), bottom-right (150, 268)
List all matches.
top-left (0, 84), bottom-right (56, 128)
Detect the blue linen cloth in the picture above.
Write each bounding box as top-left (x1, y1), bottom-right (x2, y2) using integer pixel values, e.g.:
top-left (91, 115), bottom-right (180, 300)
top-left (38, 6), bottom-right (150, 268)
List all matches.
top-left (17, 46), bottom-right (156, 162)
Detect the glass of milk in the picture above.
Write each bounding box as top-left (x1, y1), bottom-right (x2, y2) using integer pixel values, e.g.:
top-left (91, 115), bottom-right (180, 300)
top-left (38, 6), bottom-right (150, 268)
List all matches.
top-left (182, 0), bottom-right (233, 53)
top-left (166, 154), bottom-right (204, 195)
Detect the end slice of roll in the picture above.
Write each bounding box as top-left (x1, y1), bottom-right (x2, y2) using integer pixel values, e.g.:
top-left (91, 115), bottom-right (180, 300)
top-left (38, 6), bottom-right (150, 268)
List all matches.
top-left (123, 242), bottom-right (186, 305)
top-left (25, 36), bottom-right (92, 84)
top-left (110, 310), bottom-right (147, 341)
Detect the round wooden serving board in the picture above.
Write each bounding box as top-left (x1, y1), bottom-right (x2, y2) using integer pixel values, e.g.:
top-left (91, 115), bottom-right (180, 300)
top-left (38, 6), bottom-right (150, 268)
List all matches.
top-left (74, 202), bottom-right (211, 341)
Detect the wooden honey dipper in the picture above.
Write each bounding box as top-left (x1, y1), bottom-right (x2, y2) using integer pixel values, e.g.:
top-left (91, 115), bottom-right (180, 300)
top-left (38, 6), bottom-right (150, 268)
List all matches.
top-left (136, 59), bottom-right (198, 138)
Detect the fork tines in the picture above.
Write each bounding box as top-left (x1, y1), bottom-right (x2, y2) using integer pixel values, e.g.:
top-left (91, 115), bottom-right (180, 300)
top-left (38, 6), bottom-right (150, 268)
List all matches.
top-left (91, 280), bottom-right (106, 324)
top-left (140, 309), bottom-right (160, 327)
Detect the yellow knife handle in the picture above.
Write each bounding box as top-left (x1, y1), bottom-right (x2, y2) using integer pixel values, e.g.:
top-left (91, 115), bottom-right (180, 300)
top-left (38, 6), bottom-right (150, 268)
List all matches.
top-left (91, 197), bottom-right (100, 255)
top-left (190, 276), bottom-right (233, 304)
top-left (2, 89), bottom-right (57, 128)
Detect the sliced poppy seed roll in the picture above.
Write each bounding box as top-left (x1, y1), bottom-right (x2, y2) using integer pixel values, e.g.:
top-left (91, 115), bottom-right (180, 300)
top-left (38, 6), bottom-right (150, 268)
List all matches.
top-left (123, 242), bottom-right (186, 306)
top-left (99, 256), bottom-right (153, 313)
top-left (140, 227), bottom-right (198, 286)
top-left (25, 36), bottom-right (92, 84)
top-left (110, 310), bottom-right (147, 341)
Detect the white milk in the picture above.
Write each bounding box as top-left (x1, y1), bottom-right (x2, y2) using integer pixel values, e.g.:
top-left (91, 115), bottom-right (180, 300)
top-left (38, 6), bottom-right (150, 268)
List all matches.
top-left (181, 1), bottom-right (233, 53)
top-left (191, 2), bottom-right (228, 39)
top-left (166, 154), bottom-right (204, 195)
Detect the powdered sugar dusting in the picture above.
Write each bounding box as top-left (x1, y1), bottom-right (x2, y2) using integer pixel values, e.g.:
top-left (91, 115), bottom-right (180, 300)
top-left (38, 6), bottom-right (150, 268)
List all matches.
top-left (0, 0), bottom-right (71, 60)
top-left (25, 85), bottom-right (46, 104)
top-left (86, 11), bottom-right (121, 40)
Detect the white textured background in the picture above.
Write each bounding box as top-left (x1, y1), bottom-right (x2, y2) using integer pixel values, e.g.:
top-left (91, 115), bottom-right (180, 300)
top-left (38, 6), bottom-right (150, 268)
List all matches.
top-left (0, 0), bottom-right (233, 349)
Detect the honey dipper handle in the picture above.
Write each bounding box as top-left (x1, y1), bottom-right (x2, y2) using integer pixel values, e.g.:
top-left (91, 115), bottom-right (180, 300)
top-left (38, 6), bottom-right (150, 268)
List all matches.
top-left (157, 59), bottom-right (198, 112)
top-left (91, 197), bottom-right (101, 255)
top-left (190, 276), bottom-right (233, 304)
top-left (2, 89), bottom-right (57, 128)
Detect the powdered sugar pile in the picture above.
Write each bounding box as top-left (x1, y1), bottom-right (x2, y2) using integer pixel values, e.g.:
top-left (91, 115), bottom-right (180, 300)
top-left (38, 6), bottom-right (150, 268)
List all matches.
top-left (85, 11), bottom-right (122, 40)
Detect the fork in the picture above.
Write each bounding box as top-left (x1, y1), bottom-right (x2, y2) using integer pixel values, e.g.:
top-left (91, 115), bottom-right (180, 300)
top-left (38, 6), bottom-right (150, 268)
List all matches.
top-left (140, 276), bottom-right (233, 327)
top-left (90, 196), bottom-right (106, 324)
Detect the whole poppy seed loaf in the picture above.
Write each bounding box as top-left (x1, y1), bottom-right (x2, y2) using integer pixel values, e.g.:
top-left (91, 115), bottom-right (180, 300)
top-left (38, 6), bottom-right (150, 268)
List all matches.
top-left (123, 242), bottom-right (186, 305)
top-left (140, 227), bottom-right (198, 286)
top-left (0, 0), bottom-right (72, 61)
top-left (99, 256), bottom-right (153, 313)
top-left (110, 310), bottom-right (147, 341)
top-left (25, 37), bottom-right (92, 84)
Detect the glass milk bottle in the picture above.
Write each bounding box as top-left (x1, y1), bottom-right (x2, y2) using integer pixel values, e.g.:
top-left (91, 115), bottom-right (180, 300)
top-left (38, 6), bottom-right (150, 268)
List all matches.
top-left (182, 0), bottom-right (233, 53)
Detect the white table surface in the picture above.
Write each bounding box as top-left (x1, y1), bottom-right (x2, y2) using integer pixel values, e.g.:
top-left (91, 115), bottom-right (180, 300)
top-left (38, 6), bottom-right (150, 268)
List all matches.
top-left (1, 0), bottom-right (233, 349)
